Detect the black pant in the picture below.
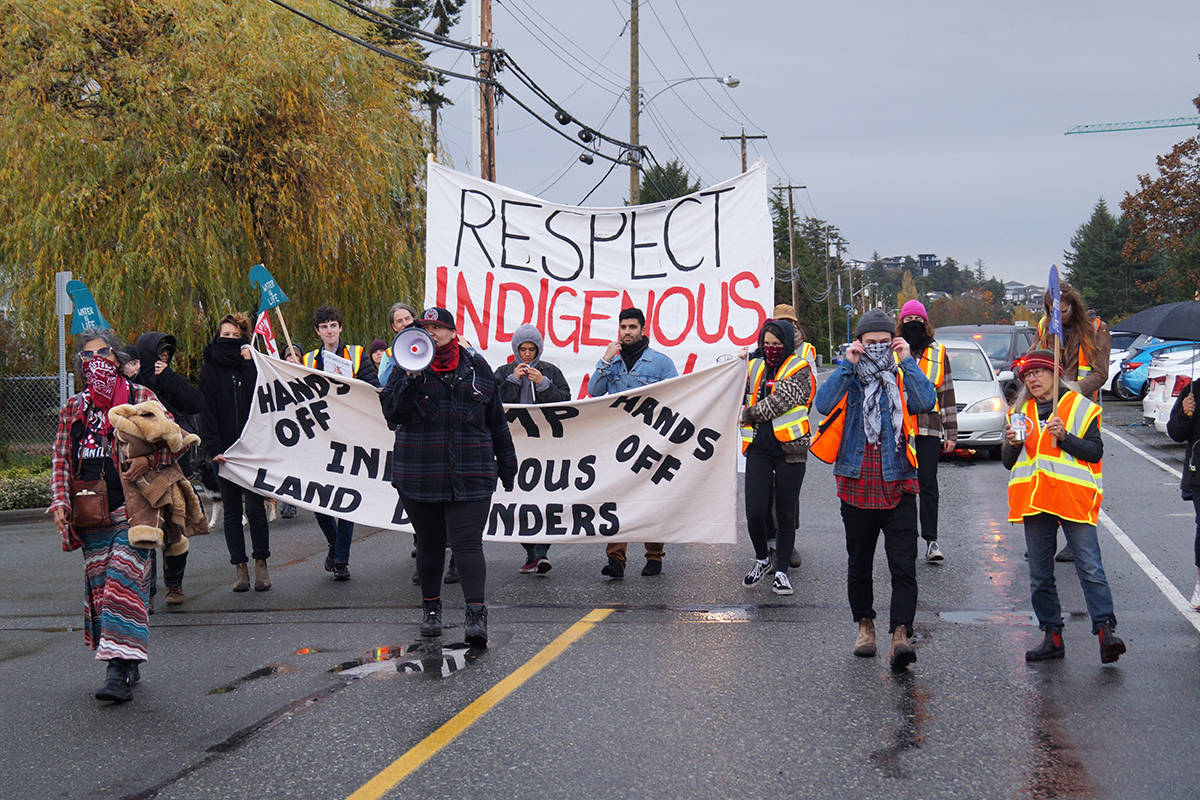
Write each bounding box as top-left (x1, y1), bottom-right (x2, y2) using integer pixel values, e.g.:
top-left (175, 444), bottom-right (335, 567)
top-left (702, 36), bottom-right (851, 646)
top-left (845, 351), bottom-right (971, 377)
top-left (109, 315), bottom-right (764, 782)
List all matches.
top-left (1192, 497), bottom-right (1200, 568)
top-left (841, 493), bottom-right (918, 635)
top-left (147, 549), bottom-right (187, 595)
top-left (745, 452), bottom-right (805, 573)
top-left (403, 496), bottom-right (489, 604)
top-left (220, 477), bottom-right (270, 564)
top-left (915, 435), bottom-right (940, 542)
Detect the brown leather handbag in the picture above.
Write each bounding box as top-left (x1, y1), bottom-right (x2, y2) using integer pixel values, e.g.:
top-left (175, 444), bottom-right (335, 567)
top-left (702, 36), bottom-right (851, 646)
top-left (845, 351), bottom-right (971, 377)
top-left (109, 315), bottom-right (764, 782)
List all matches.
top-left (70, 458), bottom-right (111, 530)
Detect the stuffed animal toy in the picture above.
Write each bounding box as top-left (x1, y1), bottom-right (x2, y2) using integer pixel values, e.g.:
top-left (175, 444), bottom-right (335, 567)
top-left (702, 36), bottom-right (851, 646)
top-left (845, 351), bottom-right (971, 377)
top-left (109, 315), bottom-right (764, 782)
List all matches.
top-left (108, 401), bottom-right (208, 553)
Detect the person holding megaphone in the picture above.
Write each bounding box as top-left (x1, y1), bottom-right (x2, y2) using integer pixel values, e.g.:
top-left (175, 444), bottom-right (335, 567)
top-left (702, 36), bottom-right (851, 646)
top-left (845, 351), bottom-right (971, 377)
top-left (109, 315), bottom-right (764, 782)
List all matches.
top-left (380, 308), bottom-right (517, 649)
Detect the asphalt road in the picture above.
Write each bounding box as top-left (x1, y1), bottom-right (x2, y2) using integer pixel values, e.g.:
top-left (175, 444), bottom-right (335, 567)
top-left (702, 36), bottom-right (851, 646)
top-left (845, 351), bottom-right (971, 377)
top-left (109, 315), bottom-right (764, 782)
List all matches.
top-left (2, 397), bottom-right (1199, 800)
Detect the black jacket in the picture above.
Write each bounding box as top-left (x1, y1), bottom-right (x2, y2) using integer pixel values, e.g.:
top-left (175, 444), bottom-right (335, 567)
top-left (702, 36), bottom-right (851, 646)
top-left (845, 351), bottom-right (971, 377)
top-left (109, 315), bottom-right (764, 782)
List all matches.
top-left (1166, 380), bottom-right (1200, 494)
top-left (493, 359), bottom-right (571, 404)
top-left (133, 331), bottom-right (205, 432)
top-left (197, 339), bottom-right (258, 460)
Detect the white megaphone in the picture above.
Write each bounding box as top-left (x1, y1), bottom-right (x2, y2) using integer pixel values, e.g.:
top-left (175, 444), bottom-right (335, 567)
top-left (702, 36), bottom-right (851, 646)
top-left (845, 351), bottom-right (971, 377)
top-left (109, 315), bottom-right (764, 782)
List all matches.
top-left (392, 327), bottom-right (435, 372)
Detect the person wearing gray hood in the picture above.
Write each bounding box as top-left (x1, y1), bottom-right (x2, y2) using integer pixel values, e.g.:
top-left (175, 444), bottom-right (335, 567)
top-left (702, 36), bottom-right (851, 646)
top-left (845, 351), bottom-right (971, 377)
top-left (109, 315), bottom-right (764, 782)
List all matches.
top-left (494, 324), bottom-right (570, 573)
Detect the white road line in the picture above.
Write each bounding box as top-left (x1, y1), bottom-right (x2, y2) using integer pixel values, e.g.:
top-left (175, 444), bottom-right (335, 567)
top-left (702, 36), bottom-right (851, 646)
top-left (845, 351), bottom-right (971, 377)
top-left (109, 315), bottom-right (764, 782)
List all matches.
top-left (1099, 428), bottom-right (1200, 632)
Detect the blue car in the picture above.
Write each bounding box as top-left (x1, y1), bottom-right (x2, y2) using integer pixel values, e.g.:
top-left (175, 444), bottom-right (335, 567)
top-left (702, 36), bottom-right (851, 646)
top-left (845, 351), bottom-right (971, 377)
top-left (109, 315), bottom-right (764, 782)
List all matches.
top-left (1117, 340), bottom-right (1200, 399)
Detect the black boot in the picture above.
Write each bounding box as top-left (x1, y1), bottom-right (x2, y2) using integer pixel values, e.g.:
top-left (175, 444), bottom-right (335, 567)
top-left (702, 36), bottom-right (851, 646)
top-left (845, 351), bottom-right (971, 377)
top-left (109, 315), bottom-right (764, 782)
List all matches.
top-left (1025, 629), bottom-right (1065, 662)
top-left (465, 602), bottom-right (488, 648)
top-left (444, 554), bottom-right (460, 584)
top-left (95, 659), bottom-right (134, 703)
top-left (1098, 621), bottom-right (1126, 664)
top-left (420, 598), bottom-right (443, 638)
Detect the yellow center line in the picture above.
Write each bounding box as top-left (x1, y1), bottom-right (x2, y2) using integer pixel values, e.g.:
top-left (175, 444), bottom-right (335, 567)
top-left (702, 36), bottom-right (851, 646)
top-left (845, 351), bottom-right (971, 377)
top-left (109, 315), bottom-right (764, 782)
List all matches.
top-left (346, 607), bottom-right (614, 800)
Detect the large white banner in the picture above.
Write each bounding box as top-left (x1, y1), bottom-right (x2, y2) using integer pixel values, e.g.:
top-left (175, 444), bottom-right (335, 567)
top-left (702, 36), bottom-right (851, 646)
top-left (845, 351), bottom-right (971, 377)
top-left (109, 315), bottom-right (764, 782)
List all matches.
top-left (219, 350), bottom-right (743, 544)
top-left (424, 158), bottom-right (773, 397)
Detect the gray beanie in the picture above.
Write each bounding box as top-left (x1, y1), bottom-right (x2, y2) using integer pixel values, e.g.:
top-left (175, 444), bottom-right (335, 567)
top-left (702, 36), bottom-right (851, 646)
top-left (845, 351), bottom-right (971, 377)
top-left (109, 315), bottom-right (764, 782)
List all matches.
top-left (511, 323), bottom-right (543, 360)
top-left (854, 308), bottom-right (895, 339)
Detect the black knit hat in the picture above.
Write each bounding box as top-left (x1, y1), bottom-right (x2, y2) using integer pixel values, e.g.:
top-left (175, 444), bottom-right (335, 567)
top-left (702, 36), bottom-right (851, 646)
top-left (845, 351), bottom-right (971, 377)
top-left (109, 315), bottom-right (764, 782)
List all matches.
top-left (854, 308), bottom-right (895, 339)
top-left (416, 307), bottom-right (456, 331)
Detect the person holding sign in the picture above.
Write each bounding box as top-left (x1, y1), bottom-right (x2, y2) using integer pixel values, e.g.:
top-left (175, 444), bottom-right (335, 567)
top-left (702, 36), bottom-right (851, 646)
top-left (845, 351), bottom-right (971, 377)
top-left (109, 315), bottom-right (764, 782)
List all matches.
top-left (739, 319), bottom-right (813, 596)
top-left (494, 323), bottom-right (570, 575)
top-left (1003, 351), bottom-right (1125, 664)
top-left (380, 307), bottom-right (517, 648)
top-left (303, 304), bottom-right (379, 581)
top-left (589, 308), bottom-right (678, 579)
top-left (811, 309), bottom-right (936, 671)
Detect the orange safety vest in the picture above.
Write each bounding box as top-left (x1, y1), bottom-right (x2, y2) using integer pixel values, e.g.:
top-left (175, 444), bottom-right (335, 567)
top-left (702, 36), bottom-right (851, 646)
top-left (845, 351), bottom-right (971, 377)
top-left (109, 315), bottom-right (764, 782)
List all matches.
top-left (1037, 316), bottom-right (1101, 380)
top-left (809, 368), bottom-right (920, 467)
top-left (303, 344), bottom-right (365, 374)
top-left (916, 342), bottom-right (947, 412)
top-left (740, 355), bottom-right (811, 453)
top-left (1006, 392), bottom-right (1103, 526)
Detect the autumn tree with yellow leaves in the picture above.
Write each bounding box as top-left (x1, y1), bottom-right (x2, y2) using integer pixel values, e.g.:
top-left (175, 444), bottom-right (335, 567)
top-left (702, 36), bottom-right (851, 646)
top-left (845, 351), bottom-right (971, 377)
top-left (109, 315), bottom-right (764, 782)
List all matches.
top-left (0, 0), bottom-right (429, 370)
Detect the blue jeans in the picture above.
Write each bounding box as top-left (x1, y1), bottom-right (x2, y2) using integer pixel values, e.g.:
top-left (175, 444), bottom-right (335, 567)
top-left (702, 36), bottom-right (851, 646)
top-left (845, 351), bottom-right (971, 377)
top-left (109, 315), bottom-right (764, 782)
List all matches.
top-left (522, 543), bottom-right (550, 560)
top-left (316, 514), bottom-right (354, 565)
top-left (1024, 513), bottom-right (1116, 633)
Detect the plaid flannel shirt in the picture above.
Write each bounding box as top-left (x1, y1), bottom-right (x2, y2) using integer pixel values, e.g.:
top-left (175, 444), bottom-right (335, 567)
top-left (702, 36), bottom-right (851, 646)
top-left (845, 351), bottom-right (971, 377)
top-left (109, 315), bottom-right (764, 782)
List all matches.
top-left (836, 443), bottom-right (919, 510)
top-left (913, 345), bottom-right (958, 441)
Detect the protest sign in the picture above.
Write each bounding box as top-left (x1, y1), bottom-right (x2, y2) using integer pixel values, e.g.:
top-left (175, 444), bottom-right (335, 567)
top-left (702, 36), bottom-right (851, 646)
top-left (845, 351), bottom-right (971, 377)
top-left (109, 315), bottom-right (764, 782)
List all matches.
top-left (320, 349), bottom-right (355, 378)
top-left (219, 350), bottom-right (742, 544)
top-left (66, 279), bottom-right (109, 334)
top-left (254, 311), bottom-right (279, 358)
top-left (424, 158), bottom-right (773, 397)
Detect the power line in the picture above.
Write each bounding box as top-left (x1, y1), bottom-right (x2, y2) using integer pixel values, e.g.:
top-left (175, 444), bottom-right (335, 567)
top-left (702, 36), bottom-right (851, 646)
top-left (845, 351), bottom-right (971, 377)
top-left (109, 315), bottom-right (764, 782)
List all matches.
top-left (502, 0), bottom-right (629, 89)
top-left (495, 0), bottom-right (626, 95)
top-left (644, 1), bottom-right (742, 129)
top-left (579, 158), bottom-right (621, 204)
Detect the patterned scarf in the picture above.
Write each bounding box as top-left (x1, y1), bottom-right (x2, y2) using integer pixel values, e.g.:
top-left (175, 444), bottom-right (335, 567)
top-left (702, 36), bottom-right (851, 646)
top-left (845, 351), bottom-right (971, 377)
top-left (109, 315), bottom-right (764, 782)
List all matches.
top-left (431, 338), bottom-right (460, 373)
top-left (82, 358), bottom-right (128, 435)
top-left (855, 342), bottom-right (902, 446)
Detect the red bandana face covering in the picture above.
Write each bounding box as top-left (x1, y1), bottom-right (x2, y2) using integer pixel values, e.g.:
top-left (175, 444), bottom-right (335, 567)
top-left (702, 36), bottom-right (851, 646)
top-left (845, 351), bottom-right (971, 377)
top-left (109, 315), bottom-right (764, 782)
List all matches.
top-left (84, 357), bottom-right (120, 407)
top-left (762, 344), bottom-right (785, 368)
top-left (431, 336), bottom-right (460, 373)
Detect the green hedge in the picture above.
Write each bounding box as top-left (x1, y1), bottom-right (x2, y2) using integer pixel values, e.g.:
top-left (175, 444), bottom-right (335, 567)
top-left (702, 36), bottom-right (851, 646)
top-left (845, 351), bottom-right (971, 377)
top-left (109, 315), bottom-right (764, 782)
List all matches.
top-left (0, 468), bottom-right (52, 511)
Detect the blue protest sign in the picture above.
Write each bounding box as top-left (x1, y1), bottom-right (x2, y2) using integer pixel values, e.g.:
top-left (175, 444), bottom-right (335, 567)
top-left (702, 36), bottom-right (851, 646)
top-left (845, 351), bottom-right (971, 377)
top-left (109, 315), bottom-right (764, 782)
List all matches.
top-left (65, 280), bottom-right (110, 334)
top-left (249, 264), bottom-right (289, 315)
top-left (1047, 264), bottom-right (1062, 339)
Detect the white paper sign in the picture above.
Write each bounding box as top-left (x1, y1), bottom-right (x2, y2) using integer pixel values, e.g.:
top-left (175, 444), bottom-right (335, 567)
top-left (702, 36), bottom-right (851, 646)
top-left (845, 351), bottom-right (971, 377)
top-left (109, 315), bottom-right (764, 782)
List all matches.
top-left (321, 349), bottom-right (354, 378)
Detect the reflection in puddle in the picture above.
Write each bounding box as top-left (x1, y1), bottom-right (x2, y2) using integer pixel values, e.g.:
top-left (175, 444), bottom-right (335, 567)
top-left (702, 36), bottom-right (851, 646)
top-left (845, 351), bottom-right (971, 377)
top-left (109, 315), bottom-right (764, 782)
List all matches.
top-left (1024, 685), bottom-right (1094, 798)
top-left (327, 642), bottom-right (483, 680)
top-left (869, 671), bottom-right (928, 778)
top-left (396, 643), bottom-right (481, 678)
top-left (939, 610), bottom-right (1038, 626)
top-left (669, 605), bottom-right (758, 622)
top-left (328, 644), bottom-right (416, 675)
top-left (209, 662), bottom-right (297, 694)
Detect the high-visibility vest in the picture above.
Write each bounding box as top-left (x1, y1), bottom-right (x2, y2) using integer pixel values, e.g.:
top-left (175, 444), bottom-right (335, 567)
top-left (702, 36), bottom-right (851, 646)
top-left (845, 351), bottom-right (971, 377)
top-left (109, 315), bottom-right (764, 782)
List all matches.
top-left (1037, 316), bottom-right (1101, 379)
top-left (798, 341), bottom-right (819, 396)
top-left (740, 355), bottom-right (811, 453)
top-left (809, 368), bottom-right (920, 467)
top-left (1006, 392), bottom-right (1103, 526)
top-left (916, 342), bottom-right (947, 411)
top-left (303, 344), bottom-right (365, 374)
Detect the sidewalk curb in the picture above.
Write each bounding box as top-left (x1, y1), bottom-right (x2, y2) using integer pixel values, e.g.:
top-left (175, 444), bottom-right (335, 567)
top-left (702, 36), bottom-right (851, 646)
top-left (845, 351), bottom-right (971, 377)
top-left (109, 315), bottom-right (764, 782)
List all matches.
top-left (0, 508), bottom-right (47, 525)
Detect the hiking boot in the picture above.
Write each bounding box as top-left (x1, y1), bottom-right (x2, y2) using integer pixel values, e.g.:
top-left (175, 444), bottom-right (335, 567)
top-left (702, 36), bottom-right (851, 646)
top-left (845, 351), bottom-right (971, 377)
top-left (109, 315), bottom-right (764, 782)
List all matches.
top-left (601, 556), bottom-right (624, 579)
top-left (771, 572), bottom-right (793, 596)
top-left (1097, 622), bottom-right (1126, 664)
top-left (742, 558), bottom-right (770, 587)
top-left (535, 557), bottom-right (552, 574)
top-left (925, 540), bottom-right (945, 563)
top-left (1025, 629), bottom-right (1065, 661)
top-left (853, 619), bottom-right (876, 657)
top-left (332, 563), bottom-right (350, 581)
top-left (641, 559), bottom-right (663, 577)
top-left (254, 559), bottom-right (271, 591)
top-left (519, 558), bottom-right (539, 574)
top-left (165, 587), bottom-right (185, 605)
top-left (280, 503), bottom-right (297, 519)
top-left (889, 627), bottom-right (917, 671)
top-left (420, 599), bottom-right (442, 638)
top-left (233, 563), bottom-right (250, 593)
top-left (95, 660), bottom-right (134, 703)
top-left (444, 555), bottom-right (460, 584)
top-left (1054, 544), bottom-right (1074, 562)
top-left (465, 603), bottom-right (488, 648)
top-left (324, 547), bottom-right (335, 572)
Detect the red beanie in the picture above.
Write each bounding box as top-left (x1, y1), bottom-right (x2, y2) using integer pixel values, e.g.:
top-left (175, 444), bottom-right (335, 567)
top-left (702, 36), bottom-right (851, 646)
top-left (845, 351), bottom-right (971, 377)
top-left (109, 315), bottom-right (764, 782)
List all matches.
top-left (1017, 349), bottom-right (1060, 379)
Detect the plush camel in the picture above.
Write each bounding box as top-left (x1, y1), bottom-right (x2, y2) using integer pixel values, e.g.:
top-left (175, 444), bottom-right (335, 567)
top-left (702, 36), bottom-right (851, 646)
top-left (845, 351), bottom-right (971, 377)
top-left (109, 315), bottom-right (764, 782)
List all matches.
top-left (108, 401), bottom-right (208, 553)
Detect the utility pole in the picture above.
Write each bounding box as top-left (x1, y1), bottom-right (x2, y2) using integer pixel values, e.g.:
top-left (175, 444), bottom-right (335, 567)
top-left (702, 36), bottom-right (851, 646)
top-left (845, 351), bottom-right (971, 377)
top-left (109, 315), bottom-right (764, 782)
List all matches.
top-left (825, 225), bottom-right (834, 361)
top-left (775, 184), bottom-right (806, 312)
top-left (479, 0), bottom-right (496, 181)
top-left (720, 127), bottom-right (767, 171)
top-left (629, 0), bottom-right (640, 204)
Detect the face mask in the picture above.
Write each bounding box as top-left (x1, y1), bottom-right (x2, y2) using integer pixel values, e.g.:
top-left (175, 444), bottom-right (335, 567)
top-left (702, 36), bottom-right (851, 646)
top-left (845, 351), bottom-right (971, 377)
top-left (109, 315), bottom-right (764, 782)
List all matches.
top-left (84, 357), bottom-right (119, 404)
top-left (857, 341), bottom-right (896, 378)
top-left (762, 344), bottom-right (785, 366)
top-left (214, 337), bottom-right (248, 364)
top-left (902, 321), bottom-right (928, 349)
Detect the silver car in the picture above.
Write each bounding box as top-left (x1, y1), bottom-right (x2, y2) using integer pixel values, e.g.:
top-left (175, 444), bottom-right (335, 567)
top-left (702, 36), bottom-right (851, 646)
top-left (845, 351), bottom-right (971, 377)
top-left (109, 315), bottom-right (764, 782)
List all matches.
top-left (942, 341), bottom-right (1011, 458)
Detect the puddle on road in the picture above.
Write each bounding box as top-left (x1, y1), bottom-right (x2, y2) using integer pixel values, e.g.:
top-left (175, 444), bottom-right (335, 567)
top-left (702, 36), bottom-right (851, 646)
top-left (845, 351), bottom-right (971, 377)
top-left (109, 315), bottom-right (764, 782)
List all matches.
top-left (208, 662), bottom-right (297, 695)
top-left (939, 610), bottom-right (1038, 626)
top-left (668, 605), bottom-right (759, 622)
top-left (869, 672), bottom-right (928, 779)
top-left (327, 641), bottom-right (488, 680)
top-left (1024, 689), bottom-right (1095, 798)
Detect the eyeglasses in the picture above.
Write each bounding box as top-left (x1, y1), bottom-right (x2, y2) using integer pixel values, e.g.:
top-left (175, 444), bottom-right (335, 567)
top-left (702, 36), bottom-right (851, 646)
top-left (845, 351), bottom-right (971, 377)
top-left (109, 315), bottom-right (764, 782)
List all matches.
top-left (78, 347), bottom-right (113, 360)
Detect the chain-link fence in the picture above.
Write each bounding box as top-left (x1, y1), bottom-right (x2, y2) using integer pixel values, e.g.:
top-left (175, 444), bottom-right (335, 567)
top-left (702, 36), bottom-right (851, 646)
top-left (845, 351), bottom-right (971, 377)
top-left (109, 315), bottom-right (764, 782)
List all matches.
top-left (0, 375), bottom-right (72, 447)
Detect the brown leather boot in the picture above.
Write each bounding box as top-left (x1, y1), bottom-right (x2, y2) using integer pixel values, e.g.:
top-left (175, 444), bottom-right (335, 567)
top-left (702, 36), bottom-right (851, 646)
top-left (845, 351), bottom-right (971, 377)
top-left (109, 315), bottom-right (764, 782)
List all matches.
top-left (233, 563), bottom-right (250, 592)
top-left (254, 559), bottom-right (271, 591)
top-left (853, 619), bottom-right (876, 657)
top-left (889, 626), bottom-right (916, 671)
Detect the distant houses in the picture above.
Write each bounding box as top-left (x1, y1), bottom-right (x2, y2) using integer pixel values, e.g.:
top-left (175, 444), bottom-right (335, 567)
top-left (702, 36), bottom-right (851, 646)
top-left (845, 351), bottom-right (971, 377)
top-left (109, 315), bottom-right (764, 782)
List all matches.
top-left (1004, 281), bottom-right (1044, 308)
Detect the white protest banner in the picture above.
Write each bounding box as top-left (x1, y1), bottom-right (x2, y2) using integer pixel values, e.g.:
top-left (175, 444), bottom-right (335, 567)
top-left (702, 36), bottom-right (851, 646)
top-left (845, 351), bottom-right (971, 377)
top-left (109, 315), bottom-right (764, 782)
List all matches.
top-left (424, 158), bottom-right (773, 397)
top-left (218, 350), bottom-right (743, 544)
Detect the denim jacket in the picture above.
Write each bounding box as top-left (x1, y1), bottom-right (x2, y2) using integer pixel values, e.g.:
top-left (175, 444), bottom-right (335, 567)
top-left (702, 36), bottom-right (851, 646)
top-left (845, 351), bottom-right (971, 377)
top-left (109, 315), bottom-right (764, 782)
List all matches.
top-left (813, 357), bottom-right (936, 481)
top-left (589, 347), bottom-right (678, 396)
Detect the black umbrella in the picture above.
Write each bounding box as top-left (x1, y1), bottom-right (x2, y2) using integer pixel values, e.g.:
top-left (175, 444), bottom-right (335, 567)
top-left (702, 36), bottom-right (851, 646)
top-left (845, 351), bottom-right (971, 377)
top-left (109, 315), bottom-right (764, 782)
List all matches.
top-left (1113, 301), bottom-right (1200, 342)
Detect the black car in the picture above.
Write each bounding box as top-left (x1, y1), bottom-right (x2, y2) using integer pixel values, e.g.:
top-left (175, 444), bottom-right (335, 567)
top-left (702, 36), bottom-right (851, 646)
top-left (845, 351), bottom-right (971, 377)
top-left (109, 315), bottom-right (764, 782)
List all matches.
top-left (937, 324), bottom-right (1037, 400)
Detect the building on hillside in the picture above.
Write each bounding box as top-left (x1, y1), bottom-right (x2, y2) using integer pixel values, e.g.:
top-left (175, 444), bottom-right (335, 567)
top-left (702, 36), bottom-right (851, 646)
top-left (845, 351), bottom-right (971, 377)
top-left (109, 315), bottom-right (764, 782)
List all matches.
top-left (1004, 281), bottom-right (1044, 306)
top-left (917, 254), bottom-right (939, 276)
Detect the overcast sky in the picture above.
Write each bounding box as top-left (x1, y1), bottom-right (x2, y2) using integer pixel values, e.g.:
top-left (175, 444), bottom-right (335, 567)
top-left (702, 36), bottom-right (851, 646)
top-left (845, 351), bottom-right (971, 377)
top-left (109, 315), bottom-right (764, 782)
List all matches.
top-left (423, 1), bottom-right (1200, 287)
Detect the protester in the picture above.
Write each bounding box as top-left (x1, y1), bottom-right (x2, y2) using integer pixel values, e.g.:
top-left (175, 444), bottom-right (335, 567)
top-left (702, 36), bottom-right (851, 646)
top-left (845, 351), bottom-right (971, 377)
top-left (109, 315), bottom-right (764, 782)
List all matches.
top-left (898, 300), bottom-right (957, 563)
top-left (117, 345), bottom-right (140, 379)
top-left (589, 307), bottom-right (678, 578)
top-left (1034, 282), bottom-right (1110, 562)
top-left (1003, 350), bottom-right (1125, 664)
top-left (198, 313), bottom-right (272, 593)
top-left (811, 309), bottom-right (936, 670)
top-left (378, 302), bottom-right (418, 385)
top-left (302, 304), bottom-right (378, 581)
top-left (493, 323), bottom-right (570, 574)
top-left (1166, 377), bottom-right (1200, 609)
top-left (368, 339), bottom-right (388, 372)
top-left (50, 329), bottom-right (176, 703)
top-left (739, 318), bottom-right (813, 596)
top-left (380, 307), bottom-right (517, 648)
top-left (767, 304), bottom-right (816, 569)
top-left (282, 343), bottom-right (304, 365)
top-left (132, 331), bottom-right (204, 606)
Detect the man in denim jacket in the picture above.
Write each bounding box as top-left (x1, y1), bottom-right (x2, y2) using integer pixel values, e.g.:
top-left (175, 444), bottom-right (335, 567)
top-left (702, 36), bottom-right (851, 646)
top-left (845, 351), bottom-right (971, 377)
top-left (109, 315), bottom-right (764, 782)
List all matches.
top-left (589, 307), bottom-right (678, 578)
top-left (813, 308), bottom-right (936, 670)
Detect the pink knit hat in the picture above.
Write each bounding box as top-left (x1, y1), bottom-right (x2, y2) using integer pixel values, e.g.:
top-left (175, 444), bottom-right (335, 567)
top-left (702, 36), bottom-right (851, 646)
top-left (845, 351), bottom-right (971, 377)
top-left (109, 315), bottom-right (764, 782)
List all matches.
top-left (899, 300), bottom-right (928, 322)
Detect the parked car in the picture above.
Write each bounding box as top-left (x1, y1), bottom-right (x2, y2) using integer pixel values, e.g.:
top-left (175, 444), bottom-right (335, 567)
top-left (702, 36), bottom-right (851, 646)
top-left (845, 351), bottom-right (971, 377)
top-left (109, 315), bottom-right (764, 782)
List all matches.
top-left (1116, 340), bottom-right (1200, 399)
top-left (1143, 353), bottom-right (1200, 430)
top-left (1105, 331), bottom-right (1145, 396)
top-left (1109, 330), bottom-right (1139, 355)
top-left (938, 324), bottom-right (1037, 402)
top-left (943, 341), bottom-right (1011, 458)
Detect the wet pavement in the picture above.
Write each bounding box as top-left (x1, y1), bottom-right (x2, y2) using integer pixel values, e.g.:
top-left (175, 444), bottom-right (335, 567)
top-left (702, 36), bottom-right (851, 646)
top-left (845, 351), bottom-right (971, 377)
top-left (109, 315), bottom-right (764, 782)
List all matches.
top-left (2, 397), bottom-right (1199, 799)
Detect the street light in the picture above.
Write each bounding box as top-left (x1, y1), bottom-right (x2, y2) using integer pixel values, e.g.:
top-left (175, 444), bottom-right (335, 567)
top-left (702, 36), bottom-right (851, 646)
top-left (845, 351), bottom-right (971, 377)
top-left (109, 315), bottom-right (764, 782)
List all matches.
top-left (640, 75), bottom-right (740, 107)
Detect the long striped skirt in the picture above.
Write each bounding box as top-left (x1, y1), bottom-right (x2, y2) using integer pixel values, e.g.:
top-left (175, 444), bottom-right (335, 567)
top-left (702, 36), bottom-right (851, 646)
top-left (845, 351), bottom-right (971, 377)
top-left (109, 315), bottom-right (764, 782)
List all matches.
top-left (81, 521), bottom-right (151, 662)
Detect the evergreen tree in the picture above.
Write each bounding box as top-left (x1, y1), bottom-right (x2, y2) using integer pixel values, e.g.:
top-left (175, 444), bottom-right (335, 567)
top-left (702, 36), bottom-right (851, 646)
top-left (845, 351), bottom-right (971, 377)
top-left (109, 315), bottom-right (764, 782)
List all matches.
top-left (1064, 199), bottom-right (1158, 319)
top-left (638, 159), bottom-right (702, 204)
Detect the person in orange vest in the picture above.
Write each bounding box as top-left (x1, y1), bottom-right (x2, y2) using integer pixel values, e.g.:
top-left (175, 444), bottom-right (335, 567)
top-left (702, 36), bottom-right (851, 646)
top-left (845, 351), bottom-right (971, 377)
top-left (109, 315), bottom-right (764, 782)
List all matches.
top-left (302, 304), bottom-right (379, 582)
top-left (811, 309), bottom-right (936, 670)
top-left (1003, 350), bottom-right (1125, 664)
top-left (739, 318), bottom-right (814, 596)
top-left (768, 304), bottom-right (817, 569)
top-left (898, 300), bottom-right (957, 564)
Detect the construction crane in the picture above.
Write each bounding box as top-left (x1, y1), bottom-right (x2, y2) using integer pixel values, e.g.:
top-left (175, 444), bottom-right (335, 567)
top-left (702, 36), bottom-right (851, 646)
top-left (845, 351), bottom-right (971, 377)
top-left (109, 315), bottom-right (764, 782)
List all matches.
top-left (1065, 116), bottom-right (1200, 135)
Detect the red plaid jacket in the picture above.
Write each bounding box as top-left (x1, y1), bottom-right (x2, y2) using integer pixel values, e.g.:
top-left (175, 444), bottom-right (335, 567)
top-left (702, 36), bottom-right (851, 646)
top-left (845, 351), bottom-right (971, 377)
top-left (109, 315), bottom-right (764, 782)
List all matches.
top-left (835, 442), bottom-right (919, 510)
